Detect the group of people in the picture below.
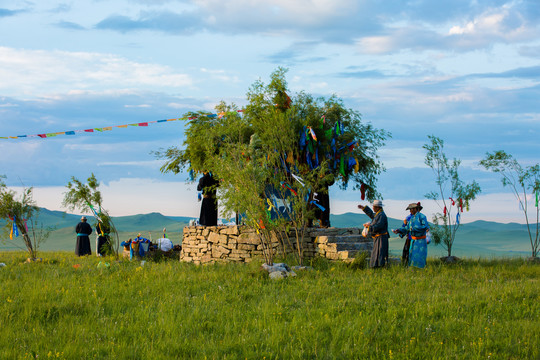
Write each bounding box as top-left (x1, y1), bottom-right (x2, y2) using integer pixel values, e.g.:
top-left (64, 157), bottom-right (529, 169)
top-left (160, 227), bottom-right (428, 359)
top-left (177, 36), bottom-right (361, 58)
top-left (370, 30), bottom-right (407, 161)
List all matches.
top-left (75, 217), bottom-right (174, 258)
top-left (359, 200), bottom-right (429, 269)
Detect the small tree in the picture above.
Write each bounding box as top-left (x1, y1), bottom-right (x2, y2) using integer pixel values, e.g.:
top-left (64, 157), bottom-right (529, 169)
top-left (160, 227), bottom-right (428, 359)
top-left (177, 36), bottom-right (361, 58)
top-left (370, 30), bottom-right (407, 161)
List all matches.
top-left (0, 176), bottom-right (48, 259)
top-left (62, 173), bottom-right (119, 257)
top-left (423, 136), bottom-right (481, 259)
top-left (479, 151), bottom-right (540, 259)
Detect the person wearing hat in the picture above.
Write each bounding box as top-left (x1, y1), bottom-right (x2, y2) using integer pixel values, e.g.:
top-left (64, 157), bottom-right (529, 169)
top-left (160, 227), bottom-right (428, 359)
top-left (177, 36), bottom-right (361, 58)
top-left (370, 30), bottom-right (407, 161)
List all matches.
top-left (358, 200), bottom-right (389, 268)
top-left (75, 216), bottom-right (92, 256)
top-left (393, 202), bottom-right (429, 268)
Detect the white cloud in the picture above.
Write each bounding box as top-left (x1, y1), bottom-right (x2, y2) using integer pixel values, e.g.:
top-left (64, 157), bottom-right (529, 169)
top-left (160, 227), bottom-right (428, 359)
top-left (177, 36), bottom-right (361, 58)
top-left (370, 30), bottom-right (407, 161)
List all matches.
top-left (20, 178), bottom-right (201, 217)
top-left (446, 4), bottom-right (537, 44)
top-left (97, 160), bottom-right (163, 168)
top-left (379, 147), bottom-right (427, 169)
top-left (0, 47), bottom-right (193, 98)
top-left (356, 36), bottom-right (396, 54)
top-left (124, 104), bottom-right (152, 108)
top-left (168, 102), bottom-right (201, 109)
top-left (194, 0), bottom-right (356, 26)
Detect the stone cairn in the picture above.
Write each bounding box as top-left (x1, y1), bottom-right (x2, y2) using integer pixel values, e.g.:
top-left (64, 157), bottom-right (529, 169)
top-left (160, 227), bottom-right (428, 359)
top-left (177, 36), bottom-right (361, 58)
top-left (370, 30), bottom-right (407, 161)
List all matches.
top-left (181, 226), bottom-right (373, 264)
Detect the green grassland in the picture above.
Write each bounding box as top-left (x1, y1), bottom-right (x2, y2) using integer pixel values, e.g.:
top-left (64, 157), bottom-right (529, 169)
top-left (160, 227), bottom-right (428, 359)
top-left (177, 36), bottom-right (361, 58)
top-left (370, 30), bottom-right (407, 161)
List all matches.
top-left (0, 252), bottom-right (538, 359)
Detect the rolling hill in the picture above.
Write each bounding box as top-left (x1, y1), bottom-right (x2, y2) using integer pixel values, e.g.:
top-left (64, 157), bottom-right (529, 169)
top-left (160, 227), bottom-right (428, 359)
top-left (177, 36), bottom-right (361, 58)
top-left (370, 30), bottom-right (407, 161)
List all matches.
top-left (0, 209), bottom-right (536, 258)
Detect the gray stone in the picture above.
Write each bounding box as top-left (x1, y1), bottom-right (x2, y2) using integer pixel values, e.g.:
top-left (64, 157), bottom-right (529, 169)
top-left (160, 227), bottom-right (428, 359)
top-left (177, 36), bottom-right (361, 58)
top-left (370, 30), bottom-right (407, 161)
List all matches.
top-left (269, 271), bottom-right (287, 280)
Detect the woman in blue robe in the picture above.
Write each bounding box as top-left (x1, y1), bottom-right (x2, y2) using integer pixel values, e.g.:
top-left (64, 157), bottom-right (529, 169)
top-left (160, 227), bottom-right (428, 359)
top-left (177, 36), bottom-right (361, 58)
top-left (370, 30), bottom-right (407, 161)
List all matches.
top-left (393, 202), bottom-right (429, 268)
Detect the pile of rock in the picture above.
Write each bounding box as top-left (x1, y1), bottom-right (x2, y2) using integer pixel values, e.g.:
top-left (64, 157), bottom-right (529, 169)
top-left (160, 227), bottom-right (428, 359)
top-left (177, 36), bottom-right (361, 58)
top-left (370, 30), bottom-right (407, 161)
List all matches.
top-left (311, 228), bottom-right (373, 261)
top-left (181, 226), bottom-right (373, 264)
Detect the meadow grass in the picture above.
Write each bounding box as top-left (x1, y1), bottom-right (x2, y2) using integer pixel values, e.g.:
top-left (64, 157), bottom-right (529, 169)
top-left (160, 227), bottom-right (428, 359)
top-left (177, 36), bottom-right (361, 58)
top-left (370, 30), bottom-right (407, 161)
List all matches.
top-left (0, 252), bottom-right (538, 359)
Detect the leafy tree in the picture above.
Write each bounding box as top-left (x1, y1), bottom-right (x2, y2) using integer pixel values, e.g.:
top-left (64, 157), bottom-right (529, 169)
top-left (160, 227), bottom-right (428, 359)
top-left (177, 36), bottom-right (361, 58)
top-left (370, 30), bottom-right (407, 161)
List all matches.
top-left (62, 173), bottom-right (119, 257)
top-left (0, 176), bottom-right (50, 259)
top-left (157, 68), bottom-right (389, 264)
top-left (423, 136), bottom-right (481, 259)
top-left (479, 151), bottom-right (540, 259)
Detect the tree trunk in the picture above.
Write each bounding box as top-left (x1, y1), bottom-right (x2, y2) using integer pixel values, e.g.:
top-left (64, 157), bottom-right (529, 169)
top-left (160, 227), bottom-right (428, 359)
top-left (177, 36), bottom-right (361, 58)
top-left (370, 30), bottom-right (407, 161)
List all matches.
top-left (17, 219), bottom-right (35, 258)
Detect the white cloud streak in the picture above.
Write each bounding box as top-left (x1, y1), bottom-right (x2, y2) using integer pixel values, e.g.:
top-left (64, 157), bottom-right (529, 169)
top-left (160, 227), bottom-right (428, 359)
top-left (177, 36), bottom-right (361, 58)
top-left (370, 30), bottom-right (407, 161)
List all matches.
top-left (0, 47), bottom-right (193, 97)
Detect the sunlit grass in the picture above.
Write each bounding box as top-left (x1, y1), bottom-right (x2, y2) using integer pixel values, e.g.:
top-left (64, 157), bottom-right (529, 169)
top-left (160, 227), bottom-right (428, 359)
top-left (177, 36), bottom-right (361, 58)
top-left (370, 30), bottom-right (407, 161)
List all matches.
top-left (0, 252), bottom-right (538, 359)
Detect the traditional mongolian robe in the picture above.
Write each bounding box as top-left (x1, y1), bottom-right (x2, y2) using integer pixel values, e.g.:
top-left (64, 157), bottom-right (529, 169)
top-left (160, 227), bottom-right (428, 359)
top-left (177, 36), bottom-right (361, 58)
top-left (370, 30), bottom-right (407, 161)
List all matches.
top-left (75, 221), bottom-right (92, 256)
top-left (396, 212), bottom-right (429, 268)
top-left (197, 173), bottom-right (219, 226)
top-left (400, 214), bottom-right (412, 265)
top-left (362, 206), bottom-right (389, 268)
top-left (314, 176), bottom-right (334, 228)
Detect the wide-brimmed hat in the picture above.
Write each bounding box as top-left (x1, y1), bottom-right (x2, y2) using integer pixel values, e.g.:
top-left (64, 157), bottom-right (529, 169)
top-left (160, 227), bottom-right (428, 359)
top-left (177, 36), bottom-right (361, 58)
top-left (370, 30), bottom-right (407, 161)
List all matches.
top-left (372, 200), bottom-right (384, 207)
top-left (406, 202), bottom-right (423, 211)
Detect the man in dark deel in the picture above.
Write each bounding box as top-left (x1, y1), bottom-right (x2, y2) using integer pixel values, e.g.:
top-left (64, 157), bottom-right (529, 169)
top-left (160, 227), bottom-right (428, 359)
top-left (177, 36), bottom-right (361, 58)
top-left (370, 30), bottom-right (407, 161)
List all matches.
top-left (75, 216), bottom-right (92, 256)
top-left (95, 215), bottom-right (111, 256)
top-left (358, 200), bottom-right (389, 268)
top-left (197, 171), bottom-right (219, 226)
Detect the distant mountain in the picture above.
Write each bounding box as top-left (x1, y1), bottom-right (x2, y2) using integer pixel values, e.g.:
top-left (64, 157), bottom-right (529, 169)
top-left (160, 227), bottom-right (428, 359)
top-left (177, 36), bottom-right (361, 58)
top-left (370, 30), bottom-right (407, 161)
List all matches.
top-left (112, 212), bottom-right (192, 232)
top-left (330, 212), bottom-right (405, 230)
top-left (1, 208), bottom-right (535, 258)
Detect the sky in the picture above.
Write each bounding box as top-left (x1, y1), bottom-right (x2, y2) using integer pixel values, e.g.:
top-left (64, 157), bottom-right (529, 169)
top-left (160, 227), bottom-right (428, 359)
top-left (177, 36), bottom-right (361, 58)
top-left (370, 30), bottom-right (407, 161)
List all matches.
top-left (1, 0), bottom-right (539, 224)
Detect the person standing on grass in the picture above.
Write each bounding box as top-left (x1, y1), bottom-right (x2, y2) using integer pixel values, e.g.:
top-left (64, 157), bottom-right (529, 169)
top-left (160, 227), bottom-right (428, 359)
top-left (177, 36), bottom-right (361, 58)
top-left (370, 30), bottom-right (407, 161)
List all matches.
top-left (358, 200), bottom-right (389, 268)
top-left (397, 213), bottom-right (413, 266)
top-left (393, 202), bottom-right (429, 268)
top-left (197, 171), bottom-right (219, 226)
top-left (95, 216), bottom-right (110, 257)
top-left (75, 216), bottom-right (92, 256)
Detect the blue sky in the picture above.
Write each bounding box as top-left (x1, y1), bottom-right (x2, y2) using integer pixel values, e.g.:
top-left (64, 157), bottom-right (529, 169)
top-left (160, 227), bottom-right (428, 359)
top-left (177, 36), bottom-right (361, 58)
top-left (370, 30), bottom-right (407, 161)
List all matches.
top-left (1, 0), bottom-right (539, 223)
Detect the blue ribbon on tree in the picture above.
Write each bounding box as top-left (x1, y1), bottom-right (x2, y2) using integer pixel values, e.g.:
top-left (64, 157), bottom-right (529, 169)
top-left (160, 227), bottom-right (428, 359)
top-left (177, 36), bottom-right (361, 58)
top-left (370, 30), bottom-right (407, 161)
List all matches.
top-left (11, 215), bottom-right (19, 239)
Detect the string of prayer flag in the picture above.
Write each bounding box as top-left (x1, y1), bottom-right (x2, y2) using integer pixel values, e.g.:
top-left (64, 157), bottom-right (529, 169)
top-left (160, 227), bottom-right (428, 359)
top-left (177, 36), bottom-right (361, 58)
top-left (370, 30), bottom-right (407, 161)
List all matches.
top-left (1, 110), bottom-right (244, 140)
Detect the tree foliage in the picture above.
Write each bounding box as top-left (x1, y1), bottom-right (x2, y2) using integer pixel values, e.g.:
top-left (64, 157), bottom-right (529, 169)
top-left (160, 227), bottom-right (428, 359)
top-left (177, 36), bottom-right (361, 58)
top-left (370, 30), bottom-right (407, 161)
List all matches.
top-left (62, 173), bottom-right (119, 257)
top-left (157, 68), bottom-right (389, 264)
top-left (0, 175), bottom-right (45, 258)
top-left (423, 135), bottom-right (481, 258)
top-left (479, 150), bottom-right (540, 258)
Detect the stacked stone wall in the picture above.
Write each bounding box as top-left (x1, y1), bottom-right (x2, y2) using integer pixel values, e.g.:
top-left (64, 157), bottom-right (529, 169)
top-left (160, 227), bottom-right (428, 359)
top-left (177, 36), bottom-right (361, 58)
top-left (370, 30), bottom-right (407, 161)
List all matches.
top-left (181, 226), bottom-right (371, 264)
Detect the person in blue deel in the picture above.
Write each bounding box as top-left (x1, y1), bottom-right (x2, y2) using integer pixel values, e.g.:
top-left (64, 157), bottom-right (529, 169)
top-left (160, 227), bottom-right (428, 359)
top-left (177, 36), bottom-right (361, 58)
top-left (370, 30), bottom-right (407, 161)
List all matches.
top-left (393, 202), bottom-right (429, 268)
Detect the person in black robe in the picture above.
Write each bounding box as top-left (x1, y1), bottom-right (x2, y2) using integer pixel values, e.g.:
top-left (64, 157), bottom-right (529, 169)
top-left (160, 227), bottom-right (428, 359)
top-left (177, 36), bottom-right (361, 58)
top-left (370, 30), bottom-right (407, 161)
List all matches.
top-left (96, 218), bottom-right (111, 256)
top-left (197, 172), bottom-right (219, 226)
top-left (314, 175), bottom-right (335, 228)
top-left (75, 216), bottom-right (92, 256)
top-left (358, 200), bottom-right (389, 268)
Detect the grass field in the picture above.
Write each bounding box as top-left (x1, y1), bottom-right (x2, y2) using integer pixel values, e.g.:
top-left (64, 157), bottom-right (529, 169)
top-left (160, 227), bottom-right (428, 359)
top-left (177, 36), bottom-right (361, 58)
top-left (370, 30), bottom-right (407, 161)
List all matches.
top-left (1, 251), bottom-right (538, 359)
